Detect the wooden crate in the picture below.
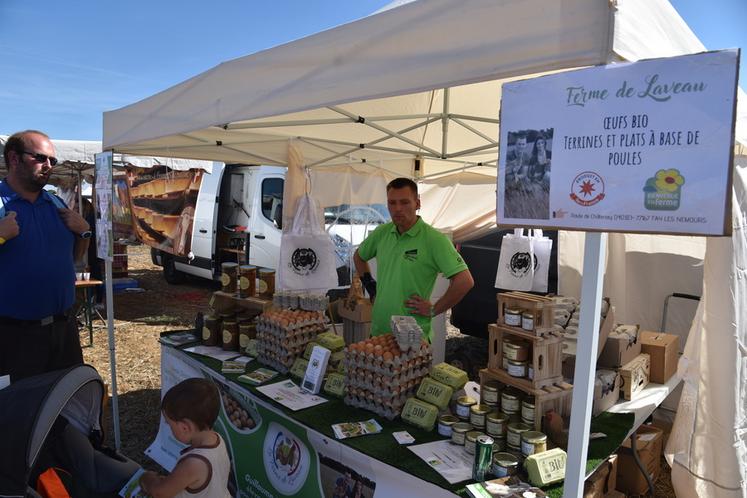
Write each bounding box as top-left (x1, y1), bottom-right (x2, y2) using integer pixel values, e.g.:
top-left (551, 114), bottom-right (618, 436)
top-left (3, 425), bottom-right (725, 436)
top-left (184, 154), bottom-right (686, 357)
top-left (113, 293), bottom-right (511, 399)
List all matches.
top-left (496, 291), bottom-right (558, 336)
top-left (480, 368), bottom-right (573, 431)
top-left (619, 353), bottom-right (650, 400)
top-left (210, 291), bottom-right (272, 315)
top-left (487, 323), bottom-right (564, 389)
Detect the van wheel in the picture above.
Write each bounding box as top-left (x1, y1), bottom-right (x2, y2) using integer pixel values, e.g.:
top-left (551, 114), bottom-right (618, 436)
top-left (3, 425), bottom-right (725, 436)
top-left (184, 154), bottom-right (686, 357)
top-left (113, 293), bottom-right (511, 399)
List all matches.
top-left (163, 256), bottom-right (186, 284)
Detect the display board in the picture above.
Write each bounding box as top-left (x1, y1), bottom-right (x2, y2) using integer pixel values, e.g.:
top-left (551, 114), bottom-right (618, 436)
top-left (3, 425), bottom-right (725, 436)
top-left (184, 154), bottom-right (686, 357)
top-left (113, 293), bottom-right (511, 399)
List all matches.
top-left (151, 346), bottom-right (458, 498)
top-left (496, 50), bottom-right (739, 235)
top-left (94, 151), bottom-right (113, 260)
top-left (125, 166), bottom-right (203, 257)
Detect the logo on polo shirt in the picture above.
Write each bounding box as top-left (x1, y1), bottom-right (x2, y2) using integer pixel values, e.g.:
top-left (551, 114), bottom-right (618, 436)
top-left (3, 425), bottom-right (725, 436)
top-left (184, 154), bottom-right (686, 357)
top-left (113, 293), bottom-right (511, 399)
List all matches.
top-left (404, 249), bottom-right (418, 261)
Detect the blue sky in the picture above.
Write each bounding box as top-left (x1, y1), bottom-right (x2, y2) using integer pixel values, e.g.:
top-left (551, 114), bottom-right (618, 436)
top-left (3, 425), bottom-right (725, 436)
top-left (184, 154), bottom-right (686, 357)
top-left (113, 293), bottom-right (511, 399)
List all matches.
top-left (0, 0), bottom-right (743, 141)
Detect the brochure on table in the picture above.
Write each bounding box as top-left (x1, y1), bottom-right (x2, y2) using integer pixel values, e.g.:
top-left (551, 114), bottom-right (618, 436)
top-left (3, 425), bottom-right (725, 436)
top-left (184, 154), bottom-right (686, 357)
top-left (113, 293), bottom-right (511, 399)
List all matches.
top-left (496, 50), bottom-right (739, 236)
top-left (408, 439), bottom-right (474, 484)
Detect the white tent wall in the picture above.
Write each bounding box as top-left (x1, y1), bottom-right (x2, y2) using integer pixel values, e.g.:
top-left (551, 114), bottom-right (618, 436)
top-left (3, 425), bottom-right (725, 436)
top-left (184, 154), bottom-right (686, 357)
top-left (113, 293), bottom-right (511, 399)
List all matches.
top-left (665, 154), bottom-right (747, 498)
top-left (101, 0), bottom-right (747, 494)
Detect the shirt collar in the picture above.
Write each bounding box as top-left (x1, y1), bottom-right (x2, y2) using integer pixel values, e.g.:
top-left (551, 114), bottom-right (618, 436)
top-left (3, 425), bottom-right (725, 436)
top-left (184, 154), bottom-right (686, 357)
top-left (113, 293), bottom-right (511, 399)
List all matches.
top-left (389, 217), bottom-right (423, 237)
top-left (0, 180), bottom-right (58, 205)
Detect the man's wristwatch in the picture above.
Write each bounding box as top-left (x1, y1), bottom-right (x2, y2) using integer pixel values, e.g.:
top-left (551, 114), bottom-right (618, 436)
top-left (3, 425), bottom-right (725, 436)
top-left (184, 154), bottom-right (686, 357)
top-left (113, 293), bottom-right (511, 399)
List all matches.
top-left (78, 230), bottom-right (93, 239)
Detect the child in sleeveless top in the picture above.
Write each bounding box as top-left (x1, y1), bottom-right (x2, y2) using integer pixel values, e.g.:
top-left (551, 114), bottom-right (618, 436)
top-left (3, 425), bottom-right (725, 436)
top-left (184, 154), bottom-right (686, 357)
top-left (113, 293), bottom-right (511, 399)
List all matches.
top-left (140, 378), bottom-right (231, 498)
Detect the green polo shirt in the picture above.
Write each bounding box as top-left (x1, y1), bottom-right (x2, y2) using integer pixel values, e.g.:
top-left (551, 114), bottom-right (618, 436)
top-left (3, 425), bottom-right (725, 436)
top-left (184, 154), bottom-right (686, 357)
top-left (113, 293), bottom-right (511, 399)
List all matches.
top-left (357, 217), bottom-right (468, 341)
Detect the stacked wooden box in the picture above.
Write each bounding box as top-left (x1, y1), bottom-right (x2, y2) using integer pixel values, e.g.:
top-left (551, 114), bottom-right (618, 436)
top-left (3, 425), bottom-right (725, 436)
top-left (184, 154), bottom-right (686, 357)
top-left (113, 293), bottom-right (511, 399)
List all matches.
top-left (481, 292), bottom-right (572, 431)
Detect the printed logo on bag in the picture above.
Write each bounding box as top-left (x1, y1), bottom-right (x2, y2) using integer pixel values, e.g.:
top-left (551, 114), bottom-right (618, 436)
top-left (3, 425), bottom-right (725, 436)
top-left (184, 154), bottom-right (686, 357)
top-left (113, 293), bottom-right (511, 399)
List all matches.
top-left (570, 171), bottom-right (605, 206)
top-left (643, 168), bottom-right (684, 210)
top-left (263, 422), bottom-right (310, 494)
top-left (289, 247), bottom-right (319, 275)
top-left (404, 249), bottom-right (418, 261)
top-left (508, 252), bottom-right (537, 277)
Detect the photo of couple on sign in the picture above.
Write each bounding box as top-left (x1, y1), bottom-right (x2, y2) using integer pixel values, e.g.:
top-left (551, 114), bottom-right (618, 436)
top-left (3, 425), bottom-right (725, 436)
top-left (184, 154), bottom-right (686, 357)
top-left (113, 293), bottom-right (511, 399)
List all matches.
top-left (504, 128), bottom-right (553, 220)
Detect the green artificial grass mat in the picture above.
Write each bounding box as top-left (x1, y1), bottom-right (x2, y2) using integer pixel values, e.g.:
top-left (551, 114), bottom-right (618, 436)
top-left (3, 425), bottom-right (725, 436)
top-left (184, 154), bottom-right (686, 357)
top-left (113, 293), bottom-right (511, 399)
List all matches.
top-left (165, 337), bottom-right (634, 496)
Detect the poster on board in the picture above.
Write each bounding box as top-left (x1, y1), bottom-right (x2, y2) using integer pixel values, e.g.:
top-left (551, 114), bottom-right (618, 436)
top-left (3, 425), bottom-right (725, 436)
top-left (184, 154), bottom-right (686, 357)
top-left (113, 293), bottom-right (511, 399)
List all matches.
top-left (94, 151), bottom-right (113, 260)
top-left (497, 49), bottom-right (739, 235)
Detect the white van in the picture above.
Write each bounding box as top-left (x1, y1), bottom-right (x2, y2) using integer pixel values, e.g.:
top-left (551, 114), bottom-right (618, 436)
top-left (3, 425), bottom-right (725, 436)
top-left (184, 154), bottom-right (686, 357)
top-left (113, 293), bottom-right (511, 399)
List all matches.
top-left (150, 163), bottom-right (388, 285)
top-left (152, 163), bottom-right (285, 283)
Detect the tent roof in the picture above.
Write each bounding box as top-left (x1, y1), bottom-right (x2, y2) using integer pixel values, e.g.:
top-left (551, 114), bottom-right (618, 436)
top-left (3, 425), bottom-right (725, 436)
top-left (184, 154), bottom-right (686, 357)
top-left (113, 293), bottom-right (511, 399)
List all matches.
top-left (0, 135), bottom-right (214, 182)
top-left (103, 0), bottom-right (744, 175)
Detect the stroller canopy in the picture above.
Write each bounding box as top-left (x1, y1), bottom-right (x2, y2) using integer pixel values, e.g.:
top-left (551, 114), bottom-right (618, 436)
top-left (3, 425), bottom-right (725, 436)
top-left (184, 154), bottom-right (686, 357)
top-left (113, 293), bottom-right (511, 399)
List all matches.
top-left (0, 365), bottom-right (104, 497)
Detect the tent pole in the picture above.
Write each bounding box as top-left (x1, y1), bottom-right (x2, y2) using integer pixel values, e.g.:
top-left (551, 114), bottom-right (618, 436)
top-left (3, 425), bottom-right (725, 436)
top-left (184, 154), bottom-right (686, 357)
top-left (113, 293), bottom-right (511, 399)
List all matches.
top-left (77, 170), bottom-right (84, 214)
top-left (563, 232), bottom-right (607, 498)
top-left (441, 88), bottom-right (450, 159)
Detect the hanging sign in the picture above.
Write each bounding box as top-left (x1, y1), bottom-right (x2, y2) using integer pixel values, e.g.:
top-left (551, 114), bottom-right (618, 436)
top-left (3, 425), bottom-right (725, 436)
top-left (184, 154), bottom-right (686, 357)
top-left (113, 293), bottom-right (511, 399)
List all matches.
top-left (496, 50), bottom-right (739, 235)
top-left (94, 151), bottom-right (114, 260)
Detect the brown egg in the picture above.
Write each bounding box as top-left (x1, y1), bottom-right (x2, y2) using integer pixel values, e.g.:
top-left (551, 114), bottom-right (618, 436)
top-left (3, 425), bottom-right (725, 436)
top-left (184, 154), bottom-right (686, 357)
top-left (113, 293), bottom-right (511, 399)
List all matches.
top-left (382, 351), bottom-right (393, 362)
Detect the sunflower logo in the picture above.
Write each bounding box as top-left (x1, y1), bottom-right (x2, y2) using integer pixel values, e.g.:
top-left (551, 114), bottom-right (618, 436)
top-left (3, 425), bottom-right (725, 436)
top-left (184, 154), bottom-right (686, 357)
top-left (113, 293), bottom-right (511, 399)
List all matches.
top-left (643, 168), bottom-right (684, 211)
top-left (654, 169), bottom-right (685, 193)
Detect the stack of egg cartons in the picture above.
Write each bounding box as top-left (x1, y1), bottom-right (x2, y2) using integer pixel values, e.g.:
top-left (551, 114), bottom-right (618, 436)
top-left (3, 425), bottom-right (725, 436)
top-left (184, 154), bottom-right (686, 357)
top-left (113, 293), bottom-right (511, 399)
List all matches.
top-left (343, 325), bottom-right (432, 420)
top-left (255, 308), bottom-right (327, 373)
top-left (552, 296), bottom-right (610, 356)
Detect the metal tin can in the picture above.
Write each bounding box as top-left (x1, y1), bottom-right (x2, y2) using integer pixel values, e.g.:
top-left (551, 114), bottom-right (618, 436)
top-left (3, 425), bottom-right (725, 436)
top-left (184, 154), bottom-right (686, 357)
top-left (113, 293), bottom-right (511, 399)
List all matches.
top-left (521, 397), bottom-right (536, 424)
top-left (455, 396), bottom-right (477, 420)
top-left (481, 380), bottom-right (500, 406)
top-left (491, 435), bottom-right (506, 452)
top-left (258, 268), bottom-right (276, 298)
top-left (222, 319), bottom-right (239, 351)
top-left (503, 339), bottom-right (530, 361)
top-left (521, 311), bottom-right (535, 331)
top-left (521, 431), bottom-right (548, 457)
top-left (470, 404), bottom-right (490, 429)
top-left (472, 435), bottom-right (494, 482)
top-left (486, 411), bottom-right (509, 437)
top-left (504, 307), bottom-right (522, 327)
top-left (238, 265), bottom-right (257, 298)
top-left (221, 262), bottom-right (239, 293)
top-left (506, 422), bottom-right (532, 448)
top-left (507, 359), bottom-right (528, 378)
top-left (501, 387), bottom-right (522, 413)
top-left (492, 452), bottom-right (520, 478)
top-left (465, 430), bottom-right (484, 455)
top-left (438, 414), bottom-right (459, 437)
top-left (451, 422), bottom-right (472, 445)
top-left (202, 314), bottom-right (221, 346)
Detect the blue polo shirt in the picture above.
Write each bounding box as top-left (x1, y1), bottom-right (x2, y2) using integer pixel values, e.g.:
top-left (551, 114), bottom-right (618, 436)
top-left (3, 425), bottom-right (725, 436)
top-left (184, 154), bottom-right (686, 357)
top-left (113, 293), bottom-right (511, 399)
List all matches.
top-left (0, 181), bottom-right (75, 319)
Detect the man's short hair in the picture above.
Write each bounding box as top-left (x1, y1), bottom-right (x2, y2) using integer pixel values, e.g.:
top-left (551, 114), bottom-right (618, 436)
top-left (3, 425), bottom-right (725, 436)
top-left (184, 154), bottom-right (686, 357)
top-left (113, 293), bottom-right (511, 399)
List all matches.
top-left (386, 177), bottom-right (418, 196)
top-left (162, 378), bottom-right (220, 430)
top-left (3, 130), bottom-right (50, 166)
top-left (514, 132), bottom-right (527, 144)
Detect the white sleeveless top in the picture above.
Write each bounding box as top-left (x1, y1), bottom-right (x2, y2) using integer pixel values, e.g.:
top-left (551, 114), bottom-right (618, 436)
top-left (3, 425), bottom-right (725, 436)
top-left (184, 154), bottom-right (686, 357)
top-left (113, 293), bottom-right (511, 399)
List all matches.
top-left (174, 433), bottom-right (232, 498)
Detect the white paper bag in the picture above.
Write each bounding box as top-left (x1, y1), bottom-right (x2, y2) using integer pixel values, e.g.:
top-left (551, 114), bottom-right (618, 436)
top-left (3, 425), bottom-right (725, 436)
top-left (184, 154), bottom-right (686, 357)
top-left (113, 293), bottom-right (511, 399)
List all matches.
top-left (277, 194), bottom-right (338, 291)
top-left (529, 229), bottom-right (552, 293)
top-left (495, 228), bottom-right (534, 291)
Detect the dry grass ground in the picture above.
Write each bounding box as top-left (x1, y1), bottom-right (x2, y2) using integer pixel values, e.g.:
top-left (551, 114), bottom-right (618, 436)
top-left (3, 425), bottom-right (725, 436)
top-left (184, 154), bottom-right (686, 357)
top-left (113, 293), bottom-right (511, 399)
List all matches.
top-left (82, 245), bottom-right (675, 496)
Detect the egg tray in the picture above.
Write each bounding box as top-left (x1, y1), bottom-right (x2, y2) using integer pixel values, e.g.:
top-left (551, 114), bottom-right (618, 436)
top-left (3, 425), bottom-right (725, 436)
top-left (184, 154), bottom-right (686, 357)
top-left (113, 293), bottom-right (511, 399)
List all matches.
top-left (256, 330), bottom-right (323, 351)
top-left (343, 387), bottom-right (417, 420)
top-left (256, 354), bottom-right (293, 374)
top-left (345, 366), bottom-right (430, 393)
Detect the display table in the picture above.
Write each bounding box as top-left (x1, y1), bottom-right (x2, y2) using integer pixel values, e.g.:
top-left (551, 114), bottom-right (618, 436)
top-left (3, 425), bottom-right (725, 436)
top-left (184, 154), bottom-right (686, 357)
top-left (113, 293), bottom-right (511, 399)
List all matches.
top-left (75, 279), bottom-right (104, 347)
top-left (153, 335), bottom-right (647, 498)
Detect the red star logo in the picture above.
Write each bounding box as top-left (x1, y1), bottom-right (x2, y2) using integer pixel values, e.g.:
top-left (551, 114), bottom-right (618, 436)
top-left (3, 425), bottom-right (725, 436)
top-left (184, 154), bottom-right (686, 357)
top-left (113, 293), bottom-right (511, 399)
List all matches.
top-left (579, 180), bottom-right (596, 197)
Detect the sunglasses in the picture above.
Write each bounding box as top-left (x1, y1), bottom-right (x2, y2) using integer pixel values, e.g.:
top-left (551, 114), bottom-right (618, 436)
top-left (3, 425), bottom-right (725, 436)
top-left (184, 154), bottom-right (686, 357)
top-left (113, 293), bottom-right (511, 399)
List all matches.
top-left (21, 150), bottom-right (58, 167)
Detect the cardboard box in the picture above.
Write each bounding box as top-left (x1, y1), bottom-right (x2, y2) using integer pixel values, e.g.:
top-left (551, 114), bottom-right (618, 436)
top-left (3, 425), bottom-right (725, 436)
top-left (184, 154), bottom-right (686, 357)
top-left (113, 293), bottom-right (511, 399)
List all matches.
top-left (583, 454), bottom-right (618, 498)
top-left (592, 369), bottom-right (620, 416)
top-left (337, 298), bottom-right (372, 323)
top-left (640, 331), bottom-right (679, 384)
top-left (598, 323), bottom-right (641, 368)
top-left (619, 353), bottom-right (650, 400)
top-left (616, 424), bottom-right (663, 495)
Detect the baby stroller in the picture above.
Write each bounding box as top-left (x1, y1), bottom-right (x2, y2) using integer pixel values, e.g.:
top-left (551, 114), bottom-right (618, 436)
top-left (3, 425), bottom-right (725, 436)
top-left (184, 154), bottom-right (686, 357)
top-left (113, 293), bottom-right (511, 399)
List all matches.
top-left (0, 365), bottom-right (140, 497)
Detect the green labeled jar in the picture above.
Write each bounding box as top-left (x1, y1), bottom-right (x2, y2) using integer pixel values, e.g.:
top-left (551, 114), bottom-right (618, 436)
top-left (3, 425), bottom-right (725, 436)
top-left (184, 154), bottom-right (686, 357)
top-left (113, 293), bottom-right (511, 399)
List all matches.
top-left (486, 411), bottom-right (509, 437)
top-left (521, 431), bottom-right (547, 457)
top-left (506, 422), bottom-right (532, 448)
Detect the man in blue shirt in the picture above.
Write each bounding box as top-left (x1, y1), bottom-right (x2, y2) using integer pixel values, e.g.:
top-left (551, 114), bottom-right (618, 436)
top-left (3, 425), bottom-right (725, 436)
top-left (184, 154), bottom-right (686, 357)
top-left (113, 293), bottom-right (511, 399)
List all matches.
top-left (0, 130), bottom-right (92, 381)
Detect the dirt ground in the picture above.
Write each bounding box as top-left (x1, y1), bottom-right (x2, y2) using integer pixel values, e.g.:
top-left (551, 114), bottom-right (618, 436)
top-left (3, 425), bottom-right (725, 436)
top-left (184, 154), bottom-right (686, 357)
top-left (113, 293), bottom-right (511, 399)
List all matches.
top-left (81, 245), bottom-right (675, 495)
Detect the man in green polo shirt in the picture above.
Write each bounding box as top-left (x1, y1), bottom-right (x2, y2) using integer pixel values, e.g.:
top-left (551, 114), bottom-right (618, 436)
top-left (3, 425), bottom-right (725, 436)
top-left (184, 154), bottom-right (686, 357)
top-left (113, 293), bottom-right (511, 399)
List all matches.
top-left (353, 178), bottom-right (474, 342)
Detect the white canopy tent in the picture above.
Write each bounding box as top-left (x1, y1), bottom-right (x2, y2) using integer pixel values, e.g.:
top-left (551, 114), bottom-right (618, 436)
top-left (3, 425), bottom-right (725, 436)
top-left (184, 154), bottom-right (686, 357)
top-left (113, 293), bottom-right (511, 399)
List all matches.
top-left (104, 0), bottom-right (746, 495)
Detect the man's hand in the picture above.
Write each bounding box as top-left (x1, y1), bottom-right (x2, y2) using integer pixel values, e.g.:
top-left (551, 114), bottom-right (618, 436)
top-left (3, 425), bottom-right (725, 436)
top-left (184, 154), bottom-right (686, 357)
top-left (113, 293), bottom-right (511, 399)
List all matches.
top-left (58, 208), bottom-right (90, 235)
top-left (0, 212), bottom-right (20, 241)
top-left (405, 294), bottom-right (432, 317)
